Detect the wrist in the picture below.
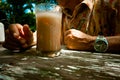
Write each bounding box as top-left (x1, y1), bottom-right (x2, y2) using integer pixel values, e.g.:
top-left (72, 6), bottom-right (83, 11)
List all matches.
top-left (94, 35), bottom-right (108, 52)
top-left (89, 36), bottom-right (97, 51)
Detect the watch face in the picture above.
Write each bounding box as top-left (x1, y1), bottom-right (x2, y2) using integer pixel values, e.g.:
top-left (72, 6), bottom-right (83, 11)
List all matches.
top-left (94, 40), bottom-right (108, 52)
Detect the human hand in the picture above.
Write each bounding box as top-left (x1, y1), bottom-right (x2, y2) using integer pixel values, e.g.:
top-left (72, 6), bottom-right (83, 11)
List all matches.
top-left (64, 29), bottom-right (95, 51)
top-left (2, 24), bottom-right (36, 52)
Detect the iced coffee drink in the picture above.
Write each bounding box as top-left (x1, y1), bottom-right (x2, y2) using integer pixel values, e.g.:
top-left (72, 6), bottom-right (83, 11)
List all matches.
top-left (35, 3), bottom-right (62, 56)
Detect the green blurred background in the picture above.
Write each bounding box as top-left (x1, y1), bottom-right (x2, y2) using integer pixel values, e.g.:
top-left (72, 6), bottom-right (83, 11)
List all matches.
top-left (0, 0), bottom-right (50, 32)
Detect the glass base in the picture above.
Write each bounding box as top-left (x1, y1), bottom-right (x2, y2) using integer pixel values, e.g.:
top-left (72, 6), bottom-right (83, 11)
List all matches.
top-left (36, 50), bottom-right (61, 57)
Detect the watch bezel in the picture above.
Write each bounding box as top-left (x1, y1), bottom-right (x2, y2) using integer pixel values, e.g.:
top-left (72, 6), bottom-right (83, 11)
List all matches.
top-left (94, 35), bottom-right (108, 52)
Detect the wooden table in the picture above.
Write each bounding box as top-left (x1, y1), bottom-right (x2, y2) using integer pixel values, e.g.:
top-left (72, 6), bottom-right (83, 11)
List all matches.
top-left (0, 45), bottom-right (120, 80)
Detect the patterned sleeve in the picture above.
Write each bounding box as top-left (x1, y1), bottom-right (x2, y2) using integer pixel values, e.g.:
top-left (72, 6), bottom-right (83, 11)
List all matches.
top-left (114, 0), bottom-right (120, 35)
top-left (89, 0), bottom-right (119, 36)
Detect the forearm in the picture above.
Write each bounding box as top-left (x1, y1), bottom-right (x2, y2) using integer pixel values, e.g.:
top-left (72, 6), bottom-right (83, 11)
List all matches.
top-left (106, 36), bottom-right (120, 51)
top-left (90, 36), bottom-right (120, 52)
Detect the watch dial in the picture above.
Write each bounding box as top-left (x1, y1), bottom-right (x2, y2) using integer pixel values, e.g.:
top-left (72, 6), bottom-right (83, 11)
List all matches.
top-left (94, 40), bottom-right (108, 52)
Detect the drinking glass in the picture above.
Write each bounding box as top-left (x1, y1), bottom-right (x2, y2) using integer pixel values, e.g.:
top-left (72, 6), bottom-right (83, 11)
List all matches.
top-left (35, 2), bottom-right (62, 57)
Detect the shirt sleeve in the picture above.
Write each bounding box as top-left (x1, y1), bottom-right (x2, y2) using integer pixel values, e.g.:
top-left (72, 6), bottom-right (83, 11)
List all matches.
top-left (114, 0), bottom-right (120, 35)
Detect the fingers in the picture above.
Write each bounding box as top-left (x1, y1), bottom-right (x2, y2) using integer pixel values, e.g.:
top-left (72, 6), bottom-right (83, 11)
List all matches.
top-left (23, 24), bottom-right (33, 37)
top-left (3, 34), bottom-right (28, 50)
top-left (3, 24), bottom-right (27, 50)
top-left (64, 30), bottom-right (71, 36)
top-left (18, 37), bottom-right (28, 48)
top-left (8, 24), bottom-right (23, 37)
top-left (23, 24), bottom-right (34, 45)
top-left (64, 32), bottom-right (73, 45)
top-left (64, 29), bottom-right (80, 45)
top-left (3, 23), bottom-right (34, 51)
top-left (9, 24), bottom-right (30, 48)
top-left (64, 29), bottom-right (76, 36)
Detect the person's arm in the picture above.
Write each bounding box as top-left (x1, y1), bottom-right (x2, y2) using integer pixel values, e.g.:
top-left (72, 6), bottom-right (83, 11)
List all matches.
top-left (89, 35), bottom-right (120, 52)
top-left (64, 29), bottom-right (95, 51)
top-left (64, 29), bottom-right (120, 52)
top-left (106, 36), bottom-right (120, 51)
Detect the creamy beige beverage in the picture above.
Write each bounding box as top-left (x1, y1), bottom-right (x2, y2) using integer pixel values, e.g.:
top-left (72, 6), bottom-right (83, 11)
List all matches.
top-left (36, 11), bottom-right (62, 53)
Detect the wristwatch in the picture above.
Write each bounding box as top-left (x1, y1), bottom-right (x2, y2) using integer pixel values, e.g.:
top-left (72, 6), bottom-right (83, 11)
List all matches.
top-left (94, 35), bottom-right (108, 52)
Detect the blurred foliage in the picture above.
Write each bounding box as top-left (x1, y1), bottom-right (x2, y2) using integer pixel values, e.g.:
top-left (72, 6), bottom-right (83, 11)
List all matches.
top-left (0, 0), bottom-right (57, 31)
top-left (0, 0), bottom-right (37, 31)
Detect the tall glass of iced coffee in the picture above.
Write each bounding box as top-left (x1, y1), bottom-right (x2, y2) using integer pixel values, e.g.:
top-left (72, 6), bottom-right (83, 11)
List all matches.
top-left (35, 2), bottom-right (62, 57)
